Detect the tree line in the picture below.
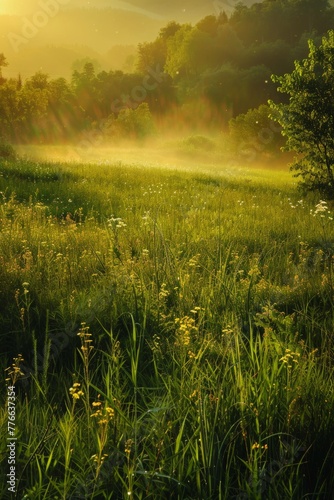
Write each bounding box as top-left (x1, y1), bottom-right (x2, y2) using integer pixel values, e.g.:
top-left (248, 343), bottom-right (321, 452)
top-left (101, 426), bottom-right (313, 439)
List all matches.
top-left (0, 0), bottom-right (333, 143)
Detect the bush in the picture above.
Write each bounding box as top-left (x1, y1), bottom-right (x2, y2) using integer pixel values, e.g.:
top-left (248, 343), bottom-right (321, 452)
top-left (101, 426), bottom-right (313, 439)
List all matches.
top-left (106, 103), bottom-right (155, 140)
top-left (0, 139), bottom-right (16, 160)
top-left (177, 135), bottom-right (217, 157)
top-left (182, 135), bottom-right (216, 150)
top-left (228, 104), bottom-right (284, 162)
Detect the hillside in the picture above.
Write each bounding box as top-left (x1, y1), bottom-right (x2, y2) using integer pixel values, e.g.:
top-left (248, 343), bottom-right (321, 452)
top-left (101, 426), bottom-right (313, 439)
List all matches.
top-left (1, 8), bottom-right (161, 79)
top-left (1, 0), bottom-right (259, 79)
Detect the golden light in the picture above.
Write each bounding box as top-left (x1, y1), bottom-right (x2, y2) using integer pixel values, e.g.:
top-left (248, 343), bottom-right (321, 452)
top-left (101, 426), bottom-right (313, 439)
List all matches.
top-left (0, 0), bottom-right (38, 15)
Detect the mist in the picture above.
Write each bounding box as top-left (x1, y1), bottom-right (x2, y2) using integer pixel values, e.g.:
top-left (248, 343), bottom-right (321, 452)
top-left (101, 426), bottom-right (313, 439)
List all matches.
top-left (1, 0), bottom-right (329, 176)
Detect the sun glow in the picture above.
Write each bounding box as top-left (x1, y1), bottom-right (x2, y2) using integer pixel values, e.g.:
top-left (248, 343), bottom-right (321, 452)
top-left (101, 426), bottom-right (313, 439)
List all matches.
top-left (0, 0), bottom-right (38, 15)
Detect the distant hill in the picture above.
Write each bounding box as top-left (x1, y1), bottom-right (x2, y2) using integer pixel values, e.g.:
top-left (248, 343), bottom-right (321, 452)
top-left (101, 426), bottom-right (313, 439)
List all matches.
top-left (1, 8), bottom-right (160, 79)
top-left (68, 0), bottom-right (259, 20)
top-left (1, 0), bottom-right (258, 79)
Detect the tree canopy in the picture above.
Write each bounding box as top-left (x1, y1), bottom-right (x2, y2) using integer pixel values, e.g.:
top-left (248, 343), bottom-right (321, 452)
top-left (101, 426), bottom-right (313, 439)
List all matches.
top-left (270, 30), bottom-right (334, 197)
top-left (1, 1), bottom-right (334, 144)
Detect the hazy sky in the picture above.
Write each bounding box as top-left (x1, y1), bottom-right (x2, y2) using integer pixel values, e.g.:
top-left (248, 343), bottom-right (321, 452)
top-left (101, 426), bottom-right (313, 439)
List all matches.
top-left (0, 1), bottom-right (163, 16)
top-left (0, 0), bottom-right (252, 17)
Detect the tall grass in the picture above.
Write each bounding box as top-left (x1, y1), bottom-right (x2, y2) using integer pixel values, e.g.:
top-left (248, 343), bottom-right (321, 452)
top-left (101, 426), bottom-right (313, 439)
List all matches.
top-left (1, 156), bottom-right (334, 498)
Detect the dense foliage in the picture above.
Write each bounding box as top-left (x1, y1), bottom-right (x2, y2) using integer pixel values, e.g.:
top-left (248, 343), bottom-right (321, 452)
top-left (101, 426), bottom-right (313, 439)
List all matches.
top-left (270, 30), bottom-right (334, 198)
top-left (0, 0), bottom-right (334, 143)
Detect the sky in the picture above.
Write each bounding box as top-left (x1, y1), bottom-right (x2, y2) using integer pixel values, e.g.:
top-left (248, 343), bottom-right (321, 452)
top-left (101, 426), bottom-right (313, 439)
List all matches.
top-left (0, 1), bottom-right (157, 15)
top-left (0, 0), bottom-right (256, 17)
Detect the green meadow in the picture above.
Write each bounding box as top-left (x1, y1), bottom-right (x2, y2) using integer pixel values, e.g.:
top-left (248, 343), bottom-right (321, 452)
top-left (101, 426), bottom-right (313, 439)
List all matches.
top-left (1, 152), bottom-right (334, 499)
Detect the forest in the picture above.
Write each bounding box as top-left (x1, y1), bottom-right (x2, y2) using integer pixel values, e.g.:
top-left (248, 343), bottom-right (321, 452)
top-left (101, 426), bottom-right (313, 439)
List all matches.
top-left (0, 0), bottom-right (333, 145)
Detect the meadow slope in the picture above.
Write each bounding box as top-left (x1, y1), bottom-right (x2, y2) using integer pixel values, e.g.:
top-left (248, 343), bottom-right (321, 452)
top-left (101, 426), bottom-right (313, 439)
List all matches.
top-left (1, 155), bottom-right (334, 499)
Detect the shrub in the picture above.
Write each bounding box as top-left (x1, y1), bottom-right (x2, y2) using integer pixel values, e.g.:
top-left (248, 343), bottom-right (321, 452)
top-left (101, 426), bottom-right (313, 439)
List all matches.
top-left (228, 104), bottom-right (284, 162)
top-left (177, 135), bottom-right (217, 156)
top-left (106, 103), bottom-right (155, 140)
top-left (0, 139), bottom-right (16, 160)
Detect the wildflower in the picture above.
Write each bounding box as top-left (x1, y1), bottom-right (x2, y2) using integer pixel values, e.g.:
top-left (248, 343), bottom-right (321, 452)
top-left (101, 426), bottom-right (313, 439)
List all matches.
top-left (279, 348), bottom-right (300, 368)
top-left (108, 215), bottom-right (127, 229)
top-left (188, 254), bottom-right (201, 268)
top-left (5, 354), bottom-right (25, 385)
top-left (91, 397), bottom-right (114, 424)
top-left (106, 407), bottom-right (115, 418)
top-left (159, 283), bottom-right (169, 300)
top-left (175, 315), bottom-right (198, 347)
top-left (189, 389), bottom-right (199, 399)
top-left (77, 323), bottom-right (94, 360)
top-left (69, 383), bottom-right (84, 400)
top-left (125, 439), bottom-right (133, 457)
top-left (190, 306), bottom-right (203, 314)
top-left (92, 401), bottom-right (102, 407)
top-left (314, 200), bottom-right (328, 213)
top-left (222, 326), bottom-right (233, 335)
top-left (248, 265), bottom-right (260, 277)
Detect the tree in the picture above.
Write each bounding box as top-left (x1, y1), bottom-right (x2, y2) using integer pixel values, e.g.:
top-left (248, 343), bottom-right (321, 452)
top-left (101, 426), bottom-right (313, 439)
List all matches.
top-left (228, 104), bottom-right (284, 161)
top-left (72, 63), bottom-right (99, 120)
top-left (269, 30), bottom-right (334, 197)
top-left (230, 0), bottom-right (333, 45)
top-left (164, 24), bottom-right (193, 79)
top-left (165, 25), bottom-right (219, 79)
top-left (106, 103), bottom-right (155, 140)
top-left (137, 22), bottom-right (181, 74)
top-left (0, 53), bottom-right (8, 85)
top-left (137, 39), bottom-right (166, 74)
top-left (159, 21), bottom-right (182, 41)
top-left (0, 79), bottom-right (21, 139)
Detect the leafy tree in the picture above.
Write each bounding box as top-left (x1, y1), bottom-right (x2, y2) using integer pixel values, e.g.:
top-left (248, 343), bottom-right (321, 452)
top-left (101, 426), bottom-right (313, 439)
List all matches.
top-left (164, 23), bottom-right (243, 80)
top-left (25, 71), bottom-right (49, 91)
top-left (0, 138), bottom-right (16, 159)
top-left (107, 103), bottom-right (155, 140)
top-left (0, 53), bottom-right (8, 85)
top-left (72, 63), bottom-right (99, 121)
top-left (228, 104), bottom-right (283, 161)
top-left (137, 38), bottom-right (166, 74)
top-left (72, 62), bottom-right (96, 91)
top-left (72, 58), bottom-right (101, 75)
top-left (243, 39), bottom-right (293, 75)
top-left (0, 73), bottom-right (51, 142)
top-left (137, 22), bottom-right (181, 74)
top-left (47, 78), bottom-right (76, 140)
top-left (269, 30), bottom-right (334, 197)
top-left (0, 79), bottom-right (21, 139)
top-left (214, 24), bottom-right (244, 67)
top-left (195, 64), bottom-right (272, 117)
top-left (164, 24), bottom-right (194, 79)
top-left (196, 15), bottom-right (221, 36)
top-left (230, 0), bottom-right (333, 45)
top-left (159, 21), bottom-right (182, 41)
